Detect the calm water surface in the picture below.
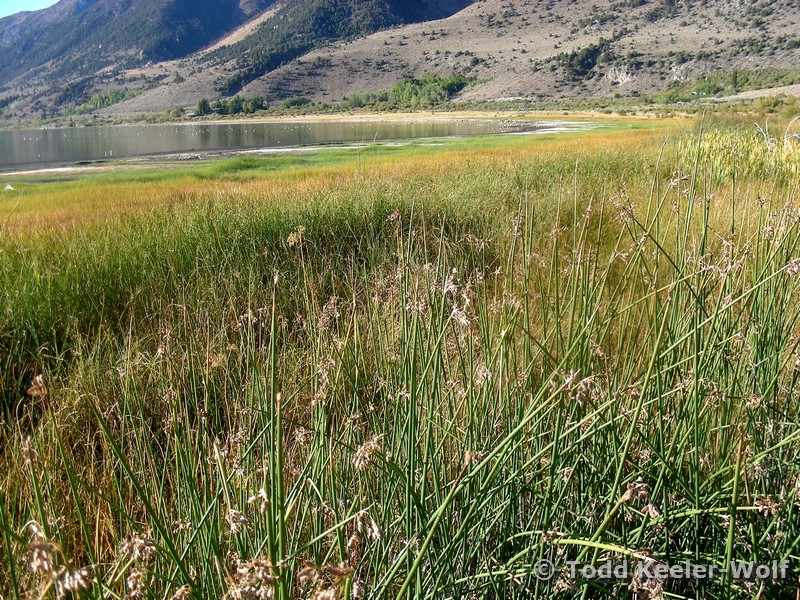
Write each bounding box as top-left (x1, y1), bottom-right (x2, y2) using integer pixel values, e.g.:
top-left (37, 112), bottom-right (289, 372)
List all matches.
top-left (0, 119), bottom-right (558, 169)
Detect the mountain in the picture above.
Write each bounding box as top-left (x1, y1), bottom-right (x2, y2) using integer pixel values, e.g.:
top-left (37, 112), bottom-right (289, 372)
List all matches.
top-left (209, 0), bottom-right (473, 94)
top-left (1, 0), bottom-right (799, 120)
top-left (0, 0), bottom-right (277, 85)
top-left (222, 0), bottom-right (800, 105)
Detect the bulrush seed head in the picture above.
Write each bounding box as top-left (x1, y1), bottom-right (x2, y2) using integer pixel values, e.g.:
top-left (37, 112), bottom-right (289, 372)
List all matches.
top-left (120, 533), bottom-right (157, 563)
top-left (59, 566), bottom-right (93, 594)
top-left (287, 225), bottom-right (306, 247)
top-left (226, 509), bottom-right (249, 534)
top-left (353, 435), bottom-right (384, 471)
top-left (27, 541), bottom-right (59, 576)
top-left (21, 436), bottom-right (39, 465)
top-left (312, 588), bottom-right (340, 600)
top-left (126, 566), bottom-right (149, 599)
top-left (247, 489), bottom-right (269, 514)
top-left (170, 585), bottom-right (192, 600)
top-left (621, 477), bottom-right (650, 504)
top-left (27, 374), bottom-right (48, 398)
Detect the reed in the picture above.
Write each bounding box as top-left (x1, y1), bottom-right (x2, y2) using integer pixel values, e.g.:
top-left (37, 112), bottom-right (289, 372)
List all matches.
top-left (1, 121), bottom-right (798, 599)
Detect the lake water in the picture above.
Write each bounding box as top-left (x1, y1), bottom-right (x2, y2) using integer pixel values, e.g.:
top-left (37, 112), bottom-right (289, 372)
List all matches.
top-left (0, 119), bottom-right (564, 170)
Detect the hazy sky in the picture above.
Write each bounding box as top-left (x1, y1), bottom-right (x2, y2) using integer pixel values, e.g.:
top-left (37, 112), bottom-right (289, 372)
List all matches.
top-left (0, 0), bottom-right (58, 19)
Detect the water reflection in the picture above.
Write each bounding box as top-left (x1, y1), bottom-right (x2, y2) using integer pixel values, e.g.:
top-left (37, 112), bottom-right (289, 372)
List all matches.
top-left (0, 119), bottom-right (548, 169)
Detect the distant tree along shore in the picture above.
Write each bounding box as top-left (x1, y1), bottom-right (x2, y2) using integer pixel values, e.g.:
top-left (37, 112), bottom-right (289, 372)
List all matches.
top-left (197, 96), bottom-right (269, 116)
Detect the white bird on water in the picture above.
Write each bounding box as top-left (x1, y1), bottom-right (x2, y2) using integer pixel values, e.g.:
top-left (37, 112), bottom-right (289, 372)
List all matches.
top-left (4, 184), bottom-right (14, 191)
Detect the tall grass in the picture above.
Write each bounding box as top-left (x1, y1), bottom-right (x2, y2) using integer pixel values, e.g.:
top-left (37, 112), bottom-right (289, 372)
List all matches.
top-left (1, 124), bottom-right (799, 599)
top-left (678, 117), bottom-right (800, 184)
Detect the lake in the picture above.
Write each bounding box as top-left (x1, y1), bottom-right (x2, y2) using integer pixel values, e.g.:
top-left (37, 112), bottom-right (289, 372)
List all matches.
top-left (0, 119), bottom-right (571, 170)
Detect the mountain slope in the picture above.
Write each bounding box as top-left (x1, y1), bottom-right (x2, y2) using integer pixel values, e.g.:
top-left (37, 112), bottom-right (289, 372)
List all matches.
top-left (0, 0), bottom-right (276, 85)
top-left (230, 0), bottom-right (800, 103)
top-left (209, 0), bottom-right (473, 94)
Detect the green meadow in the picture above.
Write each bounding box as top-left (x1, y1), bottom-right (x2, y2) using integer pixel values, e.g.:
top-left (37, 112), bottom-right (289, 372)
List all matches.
top-left (1, 116), bottom-right (800, 599)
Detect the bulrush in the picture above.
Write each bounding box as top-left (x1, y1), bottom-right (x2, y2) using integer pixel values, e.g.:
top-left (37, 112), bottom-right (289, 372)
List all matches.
top-left (312, 588), bottom-right (339, 600)
top-left (120, 533), bottom-right (157, 563)
top-left (247, 488), bottom-right (270, 514)
top-left (170, 584), bottom-right (192, 600)
top-left (286, 225), bottom-right (306, 247)
top-left (299, 560), bottom-right (353, 600)
top-left (21, 436), bottom-right (39, 465)
top-left (628, 557), bottom-right (665, 600)
top-left (355, 510), bottom-right (382, 541)
top-left (474, 364), bottom-right (492, 386)
top-left (4, 122), bottom-right (800, 600)
top-left (27, 374), bottom-right (47, 398)
top-left (126, 566), bottom-right (148, 599)
top-left (353, 435), bottom-right (383, 471)
top-left (225, 557), bottom-right (279, 600)
top-left (26, 541), bottom-right (58, 577)
top-left (621, 477), bottom-right (650, 504)
top-left (225, 509), bottom-right (249, 534)
top-left (318, 296), bottom-right (340, 333)
top-left (26, 532), bottom-right (94, 598)
top-left (59, 566), bottom-right (93, 595)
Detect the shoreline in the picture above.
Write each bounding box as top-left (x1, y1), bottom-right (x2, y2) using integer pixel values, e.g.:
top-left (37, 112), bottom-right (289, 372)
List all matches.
top-left (0, 108), bottom-right (672, 131)
top-left (0, 118), bottom-right (599, 176)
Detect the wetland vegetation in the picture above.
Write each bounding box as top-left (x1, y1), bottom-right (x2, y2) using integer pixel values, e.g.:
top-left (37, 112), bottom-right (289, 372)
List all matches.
top-left (1, 116), bottom-right (800, 599)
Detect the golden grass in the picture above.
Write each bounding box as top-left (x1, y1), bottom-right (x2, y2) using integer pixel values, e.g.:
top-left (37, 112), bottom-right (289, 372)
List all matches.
top-left (0, 125), bottom-right (679, 231)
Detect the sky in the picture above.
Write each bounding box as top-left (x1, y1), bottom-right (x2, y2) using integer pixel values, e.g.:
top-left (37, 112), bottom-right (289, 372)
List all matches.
top-left (0, 0), bottom-right (59, 19)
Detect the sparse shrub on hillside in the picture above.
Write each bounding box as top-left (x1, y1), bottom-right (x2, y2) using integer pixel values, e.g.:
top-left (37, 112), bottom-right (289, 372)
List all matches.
top-left (0, 0), bottom-right (276, 87)
top-left (780, 97), bottom-right (800, 119)
top-left (66, 89), bottom-right (147, 115)
top-left (0, 94), bottom-right (21, 118)
top-left (755, 96), bottom-right (784, 113)
top-left (645, 0), bottom-right (680, 22)
top-left (652, 69), bottom-right (800, 104)
top-left (557, 39), bottom-right (616, 80)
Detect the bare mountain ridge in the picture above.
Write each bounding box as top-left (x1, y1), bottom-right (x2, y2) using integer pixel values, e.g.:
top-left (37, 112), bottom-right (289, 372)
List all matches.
top-left (0, 0), bottom-right (279, 85)
top-left (1, 0), bottom-right (799, 120)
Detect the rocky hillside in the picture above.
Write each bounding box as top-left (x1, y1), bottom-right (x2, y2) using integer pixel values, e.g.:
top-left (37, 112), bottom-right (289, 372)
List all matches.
top-left (210, 0), bottom-right (473, 94)
top-left (1, 0), bottom-right (799, 120)
top-left (0, 0), bottom-right (277, 84)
